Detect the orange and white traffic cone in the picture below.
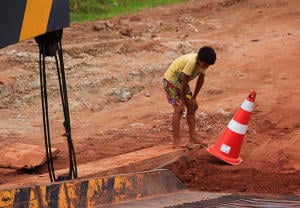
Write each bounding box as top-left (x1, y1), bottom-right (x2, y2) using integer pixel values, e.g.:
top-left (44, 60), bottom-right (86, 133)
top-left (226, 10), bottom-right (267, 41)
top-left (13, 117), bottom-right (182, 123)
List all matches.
top-left (207, 90), bottom-right (256, 165)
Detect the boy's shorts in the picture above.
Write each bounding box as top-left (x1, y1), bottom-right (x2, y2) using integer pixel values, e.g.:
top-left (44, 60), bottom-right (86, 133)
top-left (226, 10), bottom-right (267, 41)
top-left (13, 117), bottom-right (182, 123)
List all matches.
top-left (163, 79), bottom-right (192, 105)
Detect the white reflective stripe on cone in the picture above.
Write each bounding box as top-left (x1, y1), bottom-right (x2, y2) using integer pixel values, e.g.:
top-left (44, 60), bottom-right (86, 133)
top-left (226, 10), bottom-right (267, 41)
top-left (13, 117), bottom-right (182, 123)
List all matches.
top-left (241, 99), bottom-right (254, 112)
top-left (228, 119), bottom-right (248, 135)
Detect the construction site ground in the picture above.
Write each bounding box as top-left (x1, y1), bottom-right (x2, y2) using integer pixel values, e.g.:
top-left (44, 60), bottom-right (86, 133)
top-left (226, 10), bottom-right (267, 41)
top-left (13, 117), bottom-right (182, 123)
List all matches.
top-left (0, 0), bottom-right (299, 199)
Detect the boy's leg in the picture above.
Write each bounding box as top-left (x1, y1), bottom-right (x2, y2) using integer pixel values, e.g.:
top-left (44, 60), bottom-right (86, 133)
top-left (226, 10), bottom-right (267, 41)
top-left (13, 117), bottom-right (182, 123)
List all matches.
top-left (163, 79), bottom-right (187, 148)
top-left (186, 101), bottom-right (205, 145)
top-left (172, 106), bottom-right (186, 148)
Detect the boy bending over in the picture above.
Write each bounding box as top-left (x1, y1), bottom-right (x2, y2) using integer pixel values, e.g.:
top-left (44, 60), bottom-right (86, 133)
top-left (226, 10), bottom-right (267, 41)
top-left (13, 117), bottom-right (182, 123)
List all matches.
top-left (163, 46), bottom-right (216, 148)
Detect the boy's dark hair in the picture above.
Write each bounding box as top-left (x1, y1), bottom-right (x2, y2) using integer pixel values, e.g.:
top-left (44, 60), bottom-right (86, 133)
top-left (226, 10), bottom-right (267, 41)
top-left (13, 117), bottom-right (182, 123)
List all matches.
top-left (198, 46), bottom-right (216, 65)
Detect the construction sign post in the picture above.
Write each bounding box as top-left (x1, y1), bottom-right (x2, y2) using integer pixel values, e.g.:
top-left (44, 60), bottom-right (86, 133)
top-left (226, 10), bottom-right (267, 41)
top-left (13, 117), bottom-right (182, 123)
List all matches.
top-left (207, 91), bottom-right (257, 165)
top-left (0, 0), bottom-right (77, 182)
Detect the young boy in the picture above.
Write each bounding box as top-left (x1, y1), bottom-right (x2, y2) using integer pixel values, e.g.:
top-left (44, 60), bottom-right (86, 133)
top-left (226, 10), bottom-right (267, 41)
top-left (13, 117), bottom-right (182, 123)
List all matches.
top-left (163, 46), bottom-right (216, 148)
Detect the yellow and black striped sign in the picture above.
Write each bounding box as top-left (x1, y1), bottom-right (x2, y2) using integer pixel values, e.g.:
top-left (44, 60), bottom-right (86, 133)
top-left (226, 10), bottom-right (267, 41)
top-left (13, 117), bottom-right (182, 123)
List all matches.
top-left (0, 0), bottom-right (69, 49)
top-left (0, 169), bottom-right (185, 207)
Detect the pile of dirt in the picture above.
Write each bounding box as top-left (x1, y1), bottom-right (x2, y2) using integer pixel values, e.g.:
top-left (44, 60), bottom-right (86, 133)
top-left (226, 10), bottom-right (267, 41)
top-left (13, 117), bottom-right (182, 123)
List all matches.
top-left (166, 152), bottom-right (300, 196)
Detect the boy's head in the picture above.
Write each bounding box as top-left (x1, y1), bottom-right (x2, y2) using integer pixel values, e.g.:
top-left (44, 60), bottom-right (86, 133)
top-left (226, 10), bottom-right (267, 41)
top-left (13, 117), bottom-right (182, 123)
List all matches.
top-left (197, 46), bottom-right (216, 67)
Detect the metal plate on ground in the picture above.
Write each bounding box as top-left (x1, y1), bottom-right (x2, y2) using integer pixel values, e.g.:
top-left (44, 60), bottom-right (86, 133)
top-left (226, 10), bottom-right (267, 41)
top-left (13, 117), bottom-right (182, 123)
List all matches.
top-left (166, 193), bottom-right (300, 208)
top-left (104, 191), bottom-right (300, 208)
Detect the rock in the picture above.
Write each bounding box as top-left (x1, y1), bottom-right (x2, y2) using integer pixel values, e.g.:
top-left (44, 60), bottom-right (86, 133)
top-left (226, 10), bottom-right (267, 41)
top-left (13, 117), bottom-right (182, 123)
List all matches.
top-left (0, 143), bottom-right (59, 170)
top-left (0, 85), bottom-right (12, 97)
top-left (144, 92), bottom-right (150, 97)
top-left (93, 20), bottom-right (107, 31)
top-left (114, 87), bottom-right (132, 102)
top-left (0, 76), bottom-right (13, 97)
top-left (0, 76), bottom-right (14, 85)
top-left (0, 168), bottom-right (17, 176)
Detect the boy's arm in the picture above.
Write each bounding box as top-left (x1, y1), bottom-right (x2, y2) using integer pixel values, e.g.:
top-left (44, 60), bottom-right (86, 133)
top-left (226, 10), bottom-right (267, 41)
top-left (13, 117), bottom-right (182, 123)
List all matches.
top-left (192, 73), bottom-right (205, 100)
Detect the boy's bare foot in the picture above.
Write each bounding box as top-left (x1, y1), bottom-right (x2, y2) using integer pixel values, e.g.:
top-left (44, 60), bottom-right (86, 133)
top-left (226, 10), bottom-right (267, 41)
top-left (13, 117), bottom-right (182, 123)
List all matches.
top-left (188, 137), bottom-right (208, 147)
top-left (173, 136), bottom-right (187, 148)
top-left (173, 142), bottom-right (188, 149)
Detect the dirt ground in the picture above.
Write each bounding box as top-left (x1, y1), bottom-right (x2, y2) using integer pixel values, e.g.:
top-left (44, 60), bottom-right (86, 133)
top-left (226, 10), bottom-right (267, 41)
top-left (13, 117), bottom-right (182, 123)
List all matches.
top-left (0, 0), bottom-right (300, 196)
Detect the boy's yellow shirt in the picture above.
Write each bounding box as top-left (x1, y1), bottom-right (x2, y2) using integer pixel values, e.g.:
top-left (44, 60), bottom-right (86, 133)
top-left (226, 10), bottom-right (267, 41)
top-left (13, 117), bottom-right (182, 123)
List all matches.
top-left (164, 53), bottom-right (207, 88)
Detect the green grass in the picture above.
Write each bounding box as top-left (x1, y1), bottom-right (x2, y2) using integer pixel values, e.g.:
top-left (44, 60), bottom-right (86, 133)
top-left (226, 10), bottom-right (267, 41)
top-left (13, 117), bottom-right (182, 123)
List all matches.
top-left (69, 0), bottom-right (186, 22)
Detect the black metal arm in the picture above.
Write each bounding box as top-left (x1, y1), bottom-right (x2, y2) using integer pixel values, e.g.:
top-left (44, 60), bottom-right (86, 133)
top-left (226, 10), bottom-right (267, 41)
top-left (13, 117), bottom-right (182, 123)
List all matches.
top-left (35, 30), bottom-right (78, 182)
